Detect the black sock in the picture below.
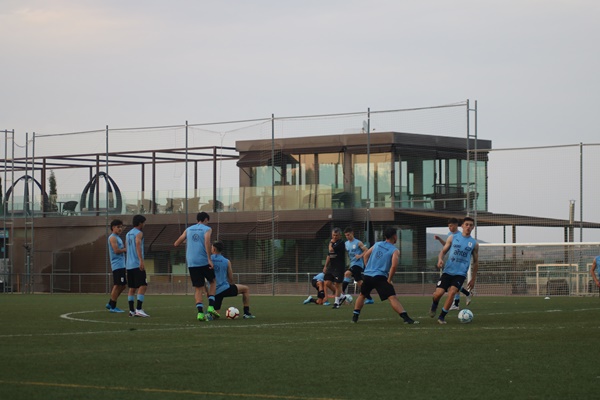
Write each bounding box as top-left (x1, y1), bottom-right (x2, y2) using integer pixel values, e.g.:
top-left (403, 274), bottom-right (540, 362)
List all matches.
top-left (399, 312), bottom-right (413, 323)
top-left (244, 306), bottom-right (250, 315)
top-left (136, 300), bottom-right (143, 310)
top-left (461, 287), bottom-right (470, 296)
top-left (196, 303), bottom-right (203, 313)
top-left (109, 300), bottom-right (116, 308)
top-left (342, 281), bottom-right (349, 292)
top-left (440, 309), bottom-right (448, 319)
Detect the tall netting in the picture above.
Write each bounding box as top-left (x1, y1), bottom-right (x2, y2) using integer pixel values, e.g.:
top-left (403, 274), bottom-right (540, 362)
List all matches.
top-left (4, 103), bottom-right (600, 297)
top-left (475, 242), bottom-right (600, 297)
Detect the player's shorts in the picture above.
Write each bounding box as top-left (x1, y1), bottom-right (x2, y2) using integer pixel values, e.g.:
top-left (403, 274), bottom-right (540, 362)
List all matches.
top-left (112, 268), bottom-right (127, 286)
top-left (215, 284), bottom-right (239, 310)
top-left (189, 265), bottom-right (216, 287)
top-left (127, 268), bottom-right (147, 289)
top-left (360, 275), bottom-right (396, 301)
top-left (348, 265), bottom-right (364, 282)
top-left (436, 273), bottom-right (466, 292)
top-left (324, 266), bottom-right (345, 283)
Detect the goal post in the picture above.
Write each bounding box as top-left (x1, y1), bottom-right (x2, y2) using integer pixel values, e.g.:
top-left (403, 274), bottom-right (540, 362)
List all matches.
top-left (476, 242), bottom-right (600, 296)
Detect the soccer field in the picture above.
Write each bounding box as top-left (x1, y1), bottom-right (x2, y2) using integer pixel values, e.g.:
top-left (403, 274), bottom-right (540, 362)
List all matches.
top-left (0, 294), bottom-right (597, 400)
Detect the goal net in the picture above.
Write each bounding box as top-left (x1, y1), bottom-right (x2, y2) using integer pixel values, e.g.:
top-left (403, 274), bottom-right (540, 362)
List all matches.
top-left (476, 242), bottom-right (600, 296)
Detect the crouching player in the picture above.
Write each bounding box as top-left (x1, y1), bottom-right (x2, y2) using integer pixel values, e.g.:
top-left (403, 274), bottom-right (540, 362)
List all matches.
top-left (212, 241), bottom-right (255, 319)
top-left (303, 272), bottom-right (335, 305)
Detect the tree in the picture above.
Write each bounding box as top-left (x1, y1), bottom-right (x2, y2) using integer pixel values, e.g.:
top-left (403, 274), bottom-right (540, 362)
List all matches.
top-left (48, 171), bottom-right (58, 212)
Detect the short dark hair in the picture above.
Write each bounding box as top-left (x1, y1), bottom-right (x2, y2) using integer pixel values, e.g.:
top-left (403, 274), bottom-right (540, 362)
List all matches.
top-left (463, 216), bottom-right (475, 224)
top-left (110, 219), bottom-right (123, 228)
top-left (344, 226), bottom-right (354, 234)
top-left (448, 218), bottom-right (459, 225)
top-left (132, 214), bottom-right (146, 227)
top-left (383, 227), bottom-right (397, 239)
top-left (213, 240), bottom-right (224, 253)
top-left (332, 227), bottom-right (342, 235)
top-left (197, 212), bottom-right (210, 222)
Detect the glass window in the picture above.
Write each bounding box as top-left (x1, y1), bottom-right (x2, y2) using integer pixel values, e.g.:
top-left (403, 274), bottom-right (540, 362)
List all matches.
top-left (317, 153), bottom-right (343, 189)
top-left (353, 153), bottom-right (392, 208)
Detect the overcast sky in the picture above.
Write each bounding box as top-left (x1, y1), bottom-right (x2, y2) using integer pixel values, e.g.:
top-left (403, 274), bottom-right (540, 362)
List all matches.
top-left (1, 0), bottom-right (599, 148)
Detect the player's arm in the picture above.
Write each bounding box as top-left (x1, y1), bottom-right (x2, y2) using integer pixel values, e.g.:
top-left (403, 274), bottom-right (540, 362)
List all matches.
top-left (467, 243), bottom-right (480, 291)
top-left (355, 241), bottom-right (368, 259)
top-left (205, 228), bottom-right (213, 268)
top-left (323, 256), bottom-right (330, 273)
top-left (437, 235), bottom-right (454, 269)
top-left (388, 249), bottom-right (400, 283)
top-left (434, 235), bottom-right (446, 246)
top-left (173, 230), bottom-right (187, 247)
top-left (591, 259), bottom-right (600, 287)
top-left (227, 261), bottom-right (234, 284)
top-left (109, 235), bottom-right (125, 254)
top-left (136, 232), bottom-right (145, 270)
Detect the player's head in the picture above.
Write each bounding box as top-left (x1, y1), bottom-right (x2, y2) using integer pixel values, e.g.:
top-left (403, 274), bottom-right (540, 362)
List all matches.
top-left (462, 216), bottom-right (475, 233)
top-left (383, 227), bottom-right (397, 242)
top-left (212, 240), bottom-right (224, 254)
top-left (132, 214), bottom-right (146, 227)
top-left (344, 226), bottom-right (355, 240)
top-left (197, 212), bottom-right (210, 222)
top-left (110, 219), bottom-right (123, 231)
top-left (331, 227), bottom-right (342, 240)
top-left (448, 218), bottom-right (459, 232)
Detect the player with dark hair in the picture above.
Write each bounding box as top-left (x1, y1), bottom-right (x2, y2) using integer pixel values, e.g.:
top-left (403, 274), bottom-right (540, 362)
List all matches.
top-left (430, 216), bottom-right (479, 324)
top-left (126, 214), bottom-right (149, 317)
top-left (106, 219), bottom-right (127, 313)
top-left (352, 227), bottom-right (418, 324)
top-left (342, 226), bottom-right (373, 304)
top-left (174, 211), bottom-right (219, 321)
top-left (211, 240), bottom-right (255, 319)
top-left (434, 218), bottom-right (474, 310)
top-left (323, 227), bottom-right (347, 309)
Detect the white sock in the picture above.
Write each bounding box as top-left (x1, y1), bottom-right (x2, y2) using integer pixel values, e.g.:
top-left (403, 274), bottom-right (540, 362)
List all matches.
top-left (334, 296), bottom-right (339, 305)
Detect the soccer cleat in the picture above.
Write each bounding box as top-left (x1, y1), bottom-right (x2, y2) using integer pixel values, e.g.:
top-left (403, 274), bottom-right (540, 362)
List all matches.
top-left (429, 308), bottom-right (437, 318)
top-left (207, 306), bottom-right (220, 319)
top-left (365, 298), bottom-right (375, 305)
top-left (105, 303), bottom-right (111, 310)
top-left (332, 303), bottom-right (340, 309)
top-left (197, 312), bottom-right (206, 321)
top-left (352, 314), bottom-right (359, 323)
top-left (404, 318), bottom-right (419, 324)
top-left (243, 314), bottom-right (255, 319)
top-left (129, 311), bottom-right (136, 317)
top-left (449, 304), bottom-right (460, 311)
top-left (205, 313), bottom-right (213, 321)
top-left (303, 296), bottom-right (313, 305)
top-left (323, 301), bottom-right (330, 306)
top-left (135, 309), bottom-right (150, 317)
top-left (110, 307), bottom-right (125, 313)
top-left (338, 295), bottom-right (347, 306)
top-left (466, 292), bottom-right (475, 306)
top-left (437, 317), bottom-right (447, 325)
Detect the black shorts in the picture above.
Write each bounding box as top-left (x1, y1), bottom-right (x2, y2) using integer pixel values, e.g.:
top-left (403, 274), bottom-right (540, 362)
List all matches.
top-left (360, 275), bottom-right (396, 301)
top-left (112, 269), bottom-right (127, 286)
top-left (215, 284), bottom-right (239, 310)
top-left (127, 268), bottom-right (147, 289)
top-left (436, 273), bottom-right (466, 292)
top-left (189, 266), bottom-right (216, 288)
top-left (324, 266), bottom-right (345, 283)
top-left (348, 265), bottom-right (364, 282)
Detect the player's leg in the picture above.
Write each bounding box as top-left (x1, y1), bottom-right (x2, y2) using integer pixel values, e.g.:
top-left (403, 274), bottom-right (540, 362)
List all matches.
top-left (134, 271), bottom-right (149, 317)
top-left (342, 269), bottom-right (352, 294)
top-left (438, 285), bottom-right (459, 324)
top-left (204, 267), bottom-right (220, 319)
top-left (377, 278), bottom-right (418, 324)
top-left (236, 284), bottom-right (255, 318)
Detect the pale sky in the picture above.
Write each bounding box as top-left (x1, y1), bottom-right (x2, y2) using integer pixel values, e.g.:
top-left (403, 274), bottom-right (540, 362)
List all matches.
top-left (2, 0), bottom-right (599, 148)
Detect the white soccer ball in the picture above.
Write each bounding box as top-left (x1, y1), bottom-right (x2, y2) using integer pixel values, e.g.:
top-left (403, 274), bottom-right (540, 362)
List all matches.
top-left (226, 307), bottom-right (240, 319)
top-left (345, 294), bottom-right (353, 304)
top-left (458, 309), bottom-right (474, 324)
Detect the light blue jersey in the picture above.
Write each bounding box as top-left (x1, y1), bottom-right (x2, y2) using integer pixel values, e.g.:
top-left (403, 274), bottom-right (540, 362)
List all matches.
top-left (345, 238), bottom-right (365, 269)
top-left (312, 272), bottom-right (325, 281)
top-left (595, 256), bottom-right (600, 278)
top-left (212, 253), bottom-right (230, 295)
top-left (443, 234), bottom-right (477, 277)
top-left (364, 241), bottom-right (397, 278)
top-left (184, 223), bottom-right (212, 267)
top-left (125, 227), bottom-right (143, 270)
top-left (108, 233), bottom-right (125, 271)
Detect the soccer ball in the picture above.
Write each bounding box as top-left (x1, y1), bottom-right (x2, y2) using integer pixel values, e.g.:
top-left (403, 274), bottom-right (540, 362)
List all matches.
top-left (345, 294), bottom-right (353, 304)
top-left (226, 307), bottom-right (240, 319)
top-left (458, 309), bottom-right (474, 324)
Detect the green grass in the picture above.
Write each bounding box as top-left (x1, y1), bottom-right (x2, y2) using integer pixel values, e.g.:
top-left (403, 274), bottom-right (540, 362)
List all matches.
top-left (0, 294), bottom-right (598, 400)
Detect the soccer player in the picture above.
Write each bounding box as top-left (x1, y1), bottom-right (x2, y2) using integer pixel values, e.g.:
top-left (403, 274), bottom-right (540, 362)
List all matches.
top-left (590, 254), bottom-right (600, 290)
top-left (303, 272), bottom-right (335, 305)
top-left (430, 216), bottom-right (479, 324)
top-left (211, 241), bottom-right (255, 319)
top-left (323, 227), bottom-right (347, 309)
top-left (125, 214), bottom-right (150, 317)
top-left (105, 219), bottom-right (127, 313)
top-left (342, 226), bottom-right (373, 304)
top-left (351, 227), bottom-right (418, 324)
top-left (174, 211), bottom-right (219, 321)
top-left (434, 218), bottom-right (474, 310)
